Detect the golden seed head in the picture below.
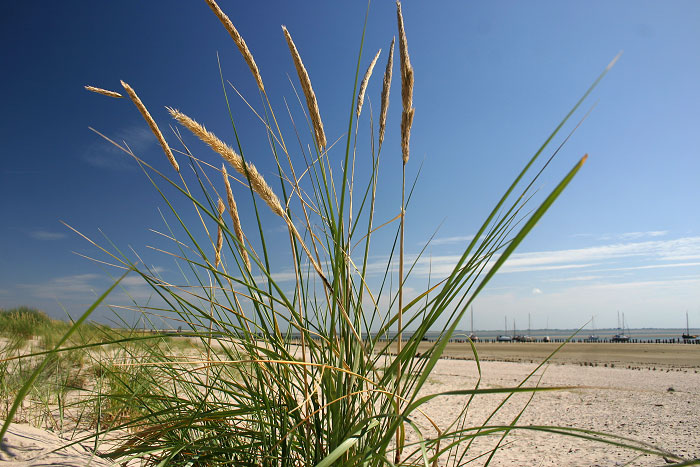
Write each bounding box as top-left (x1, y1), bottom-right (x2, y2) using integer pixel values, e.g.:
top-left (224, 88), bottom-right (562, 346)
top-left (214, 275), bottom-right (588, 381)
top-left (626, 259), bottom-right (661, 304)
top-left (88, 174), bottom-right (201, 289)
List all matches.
top-left (120, 80), bottom-right (180, 172)
top-left (282, 25), bottom-right (327, 151)
top-left (204, 0), bottom-right (265, 92)
top-left (396, 1), bottom-right (415, 164)
top-left (168, 108), bottom-right (284, 218)
top-left (84, 85), bottom-right (123, 98)
top-left (357, 49), bottom-right (382, 118)
top-left (215, 198), bottom-right (226, 267)
top-left (400, 107), bottom-right (414, 165)
top-left (222, 164), bottom-right (251, 272)
top-left (379, 37), bottom-right (395, 151)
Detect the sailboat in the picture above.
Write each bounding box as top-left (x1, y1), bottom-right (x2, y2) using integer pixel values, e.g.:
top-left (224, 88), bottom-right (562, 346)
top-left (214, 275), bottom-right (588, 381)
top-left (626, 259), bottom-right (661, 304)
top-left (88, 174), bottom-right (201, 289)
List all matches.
top-left (514, 313), bottom-right (535, 342)
top-left (497, 316), bottom-right (512, 342)
top-left (612, 311), bottom-right (629, 342)
top-left (468, 306), bottom-right (479, 341)
top-left (682, 311), bottom-right (697, 340)
top-left (588, 316), bottom-right (599, 342)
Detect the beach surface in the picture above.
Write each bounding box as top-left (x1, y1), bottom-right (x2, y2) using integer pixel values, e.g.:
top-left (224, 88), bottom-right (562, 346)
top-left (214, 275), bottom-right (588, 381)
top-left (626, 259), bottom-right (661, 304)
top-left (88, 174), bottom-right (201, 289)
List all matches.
top-left (1, 343), bottom-right (698, 465)
top-left (413, 358), bottom-right (699, 466)
top-left (420, 341), bottom-right (700, 369)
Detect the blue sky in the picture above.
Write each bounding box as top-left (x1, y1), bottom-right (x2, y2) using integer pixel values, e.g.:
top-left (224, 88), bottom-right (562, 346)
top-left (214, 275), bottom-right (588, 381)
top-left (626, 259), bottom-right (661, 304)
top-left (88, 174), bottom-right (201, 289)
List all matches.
top-left (1, 1), bottom-right (699, 330)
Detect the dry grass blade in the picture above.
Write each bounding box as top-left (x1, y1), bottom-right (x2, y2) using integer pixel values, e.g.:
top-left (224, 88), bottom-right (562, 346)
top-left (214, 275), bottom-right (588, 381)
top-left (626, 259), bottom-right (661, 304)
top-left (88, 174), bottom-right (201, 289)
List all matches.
top-left (204, 0), bottom-right (265, 92)
top-left (282, 25), bottom-right (327, 150)
top-left (357, 49), bottom-right (382, 117)
top-left (168, 108), bottom-right (284, 217)
top-left (222, 164), bottom-right (251, 272)
top-left (215, 198), bottom-right (226, 267)
top-left (120, 80), bottom-right (180, 172)
top-left (84, 85), bottom-right (123, 98)
top-left (379, 37), bottom-right (395, 150)
top-left (396, 1), bottom-right (414, 165)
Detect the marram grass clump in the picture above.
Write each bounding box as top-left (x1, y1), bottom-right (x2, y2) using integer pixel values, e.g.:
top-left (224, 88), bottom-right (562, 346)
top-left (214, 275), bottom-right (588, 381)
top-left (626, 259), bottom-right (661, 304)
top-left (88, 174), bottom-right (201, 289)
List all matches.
top-left (2, 1), bottom-right (686, 466)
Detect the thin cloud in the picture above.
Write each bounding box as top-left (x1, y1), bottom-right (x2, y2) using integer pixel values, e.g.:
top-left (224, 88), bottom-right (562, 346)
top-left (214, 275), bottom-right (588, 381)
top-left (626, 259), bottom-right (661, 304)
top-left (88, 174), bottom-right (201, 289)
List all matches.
top-left (503, 236), bottom-right (700, 269)
top-left (599, 230), bottom-right (668, 241)
top-left (572, 230), bottom-right (668, 241)
top-left (29, 230), bottom-right (67, 240)
top-left (589, 276), bottom-right (700, 291)
top-left (359, 236), bottom-right (700, 280)
top-left (83, 126), bottom-right (155, 170)
top-left (426, 235), bottom-right (475, 246)
top-left (547, 275), bottom-right (606, 282)
top-left (501, 263), bottom-right (597, 274)
top-left (622, 230), bottom-right (668, 239)
top-left (18, 273), bottom-right (102, 300)
top-left (587, 261), bottom-right (700, 273)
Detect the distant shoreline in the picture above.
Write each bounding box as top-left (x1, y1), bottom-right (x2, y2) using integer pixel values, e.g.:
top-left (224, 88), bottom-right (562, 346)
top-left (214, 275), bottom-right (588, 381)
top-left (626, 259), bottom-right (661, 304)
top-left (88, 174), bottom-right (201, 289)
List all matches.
top-left (406, 341), bottom-right (700, 369)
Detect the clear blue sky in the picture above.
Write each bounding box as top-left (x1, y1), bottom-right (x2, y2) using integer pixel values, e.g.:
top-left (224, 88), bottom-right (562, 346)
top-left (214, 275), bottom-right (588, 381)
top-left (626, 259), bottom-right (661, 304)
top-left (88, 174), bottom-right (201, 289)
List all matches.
top-left (1, 1), bottom-right (699, 330)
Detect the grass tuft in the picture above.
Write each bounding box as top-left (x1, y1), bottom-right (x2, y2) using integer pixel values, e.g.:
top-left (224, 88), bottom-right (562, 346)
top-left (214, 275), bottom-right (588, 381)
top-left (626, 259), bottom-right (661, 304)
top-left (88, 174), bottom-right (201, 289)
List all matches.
top-left (3, 2), bottom-right (688, 466)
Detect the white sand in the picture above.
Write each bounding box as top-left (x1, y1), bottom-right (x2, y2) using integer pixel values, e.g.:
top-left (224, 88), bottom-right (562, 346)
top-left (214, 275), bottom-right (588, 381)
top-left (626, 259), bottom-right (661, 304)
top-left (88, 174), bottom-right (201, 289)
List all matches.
top-left (2, 360), bottom-right (698, 465)
top-left (411, 360), bottom-right (700, 466)
top-left (0, 422), bottom-right (114, 466)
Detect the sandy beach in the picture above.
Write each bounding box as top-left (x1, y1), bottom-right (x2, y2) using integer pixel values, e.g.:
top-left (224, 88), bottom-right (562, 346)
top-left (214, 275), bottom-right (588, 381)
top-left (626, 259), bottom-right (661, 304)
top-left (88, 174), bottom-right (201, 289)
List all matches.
top-left (413, 358), bottom-right (700, 466)
top-left (2, 343), bottom-right (698, 465)
top-left (419, 341), bottom-right (700, 369)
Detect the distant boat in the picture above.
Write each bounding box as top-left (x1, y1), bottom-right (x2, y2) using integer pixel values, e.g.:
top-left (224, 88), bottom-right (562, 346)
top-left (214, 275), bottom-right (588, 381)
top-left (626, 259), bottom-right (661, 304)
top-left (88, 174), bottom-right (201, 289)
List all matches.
top-left (514, 313), bottom-right (535, 342)
top-left (468, 306), bottom-right (479, 341)
top-left (612, 311), bottom-right (630, 342)
top-left (588, 315), bottom-right (599, 342)
top-left (497, 316), bottom-right (511, 342)
top-left (511, 317), bottom-right (532, 342)
top-left (611, 334), bottom-right (629, 343)
top-left (682, 311), bottom-right (697, 340)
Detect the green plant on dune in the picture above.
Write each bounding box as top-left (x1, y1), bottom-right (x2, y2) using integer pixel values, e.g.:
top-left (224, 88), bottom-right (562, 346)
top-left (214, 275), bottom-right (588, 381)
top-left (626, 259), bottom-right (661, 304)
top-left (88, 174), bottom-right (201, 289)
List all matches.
top-left (1, 1), bottom-right (691, 466)
top-left (0, 307), bottom-right (56, 340)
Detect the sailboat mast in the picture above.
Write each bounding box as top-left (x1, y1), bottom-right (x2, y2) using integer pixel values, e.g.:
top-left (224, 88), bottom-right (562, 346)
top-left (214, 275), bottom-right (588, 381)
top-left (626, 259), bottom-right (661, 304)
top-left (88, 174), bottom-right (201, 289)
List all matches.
top-left (471, 306), bottom-right (474, 334)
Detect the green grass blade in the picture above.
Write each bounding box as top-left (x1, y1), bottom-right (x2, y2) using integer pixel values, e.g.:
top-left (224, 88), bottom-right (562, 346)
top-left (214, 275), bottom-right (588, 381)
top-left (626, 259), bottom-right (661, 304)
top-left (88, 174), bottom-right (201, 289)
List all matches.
top-left (316, 419), bottom-right (379, 467)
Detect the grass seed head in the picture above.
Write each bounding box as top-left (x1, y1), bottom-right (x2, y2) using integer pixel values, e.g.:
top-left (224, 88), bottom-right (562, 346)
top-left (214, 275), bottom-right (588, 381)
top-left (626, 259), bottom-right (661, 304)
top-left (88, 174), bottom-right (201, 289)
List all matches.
top-left (379, 37), bottom-right (395, 150)
top-left (84, 85), bottom-right (123, 98)
top-left (120, 80), bottom-right (180, 172)
top-left (204, 0), bottom-right (265, 92)
top-left (215, 198), bottom-right (226, 267)
top-left (222, 164), bottom-right (251, 272)
top-left (357, 49), bottom-right (382, 118)
top-left (168, 108), bottom-right (284, 218)
top-left (396, 1), bottom-right (414, 164)
top-left (282, 25), bottom-right (327, 151)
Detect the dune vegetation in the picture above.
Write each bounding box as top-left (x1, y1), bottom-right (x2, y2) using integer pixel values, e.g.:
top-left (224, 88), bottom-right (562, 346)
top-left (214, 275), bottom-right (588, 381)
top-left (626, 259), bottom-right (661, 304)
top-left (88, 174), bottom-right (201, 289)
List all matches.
top-left (1, 1), bottom-right (691, 465)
